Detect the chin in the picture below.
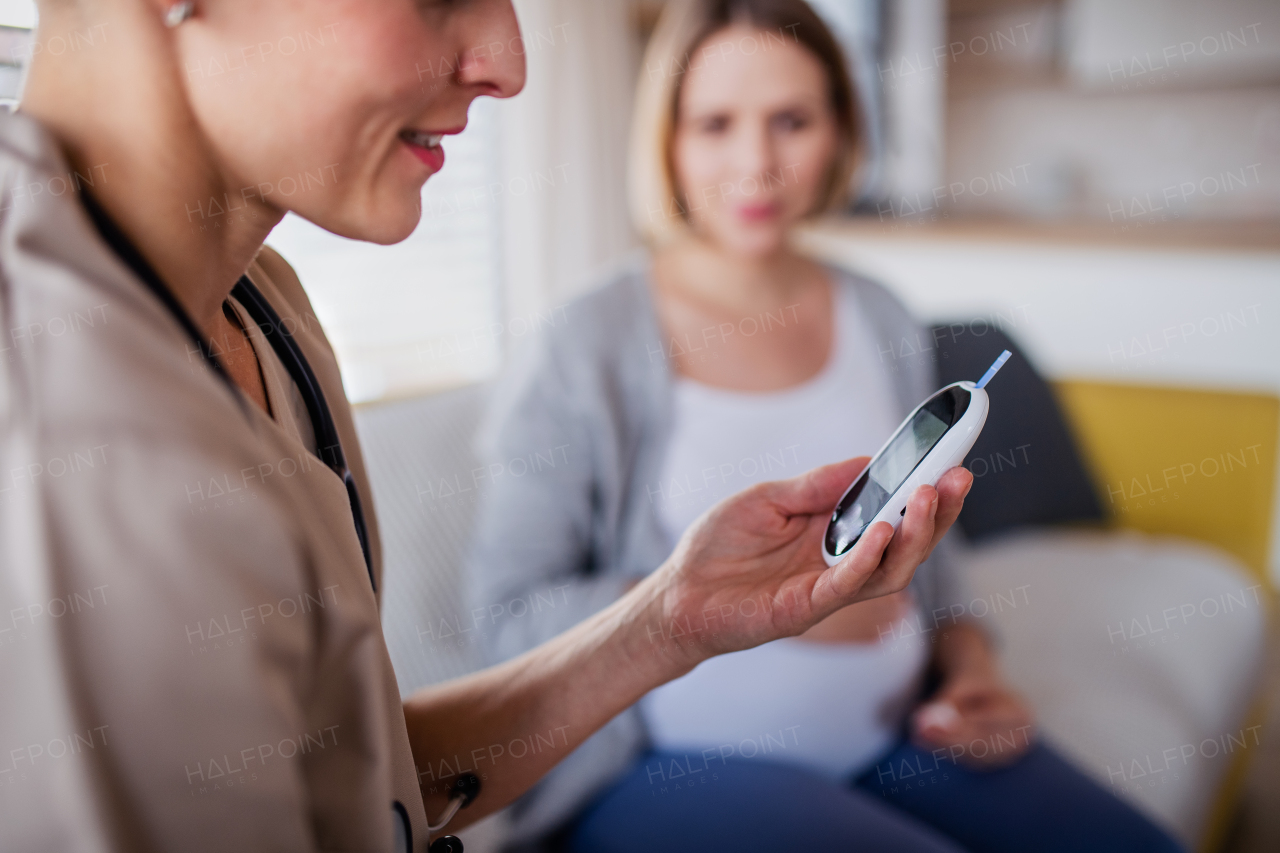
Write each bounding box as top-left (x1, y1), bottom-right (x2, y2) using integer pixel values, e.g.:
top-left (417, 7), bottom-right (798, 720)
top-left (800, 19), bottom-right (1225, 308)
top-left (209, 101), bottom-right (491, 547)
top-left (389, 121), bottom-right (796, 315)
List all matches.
top-left (320, 196), bottom-right (423, 245)
top-left (717, 226), bottom-right (788, 260)
top-left (362, 215), bottom-right (421, 246)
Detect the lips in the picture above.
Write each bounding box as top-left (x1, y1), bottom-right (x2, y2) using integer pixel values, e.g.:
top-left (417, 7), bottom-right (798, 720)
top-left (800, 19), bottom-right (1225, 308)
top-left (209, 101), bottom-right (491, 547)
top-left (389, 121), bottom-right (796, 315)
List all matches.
top-left (737, 201), bottom-right (781, 223)
top-left (400, 128), bottom-right (446, 172)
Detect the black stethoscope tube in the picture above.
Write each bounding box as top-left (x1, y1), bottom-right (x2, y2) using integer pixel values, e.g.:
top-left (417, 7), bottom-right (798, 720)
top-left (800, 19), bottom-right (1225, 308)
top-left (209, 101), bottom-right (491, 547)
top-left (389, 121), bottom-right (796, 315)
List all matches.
top-left (230, 276), bottom-right (375, 592)
top-left (80, 191), bottom-right (376, 593)
top-left (82, 193), bottom-right (481, 847)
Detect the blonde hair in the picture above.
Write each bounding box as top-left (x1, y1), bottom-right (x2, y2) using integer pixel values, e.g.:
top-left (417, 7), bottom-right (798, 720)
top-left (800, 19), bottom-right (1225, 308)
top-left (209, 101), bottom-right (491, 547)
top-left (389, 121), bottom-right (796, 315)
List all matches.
top-left (628, 0), bottom-right (862, 244)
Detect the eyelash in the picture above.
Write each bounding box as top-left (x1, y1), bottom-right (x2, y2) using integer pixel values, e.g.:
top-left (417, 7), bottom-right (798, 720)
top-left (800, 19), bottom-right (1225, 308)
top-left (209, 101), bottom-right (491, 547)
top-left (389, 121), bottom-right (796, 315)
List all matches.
top-left (774, 113), bottom-right (809, 131)
top-left (696, 114), bottom-right (810, 134)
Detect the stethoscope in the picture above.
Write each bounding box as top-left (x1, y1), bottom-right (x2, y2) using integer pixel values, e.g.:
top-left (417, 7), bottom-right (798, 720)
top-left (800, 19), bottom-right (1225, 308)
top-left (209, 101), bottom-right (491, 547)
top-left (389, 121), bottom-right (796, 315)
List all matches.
top-left (83, 191), bottom-right (482, 851)
top-left (81, 190), bottom-right (376, 593)
top-left (221, 281), bottom-right (484, 850)
top-left (228, 276), bottom-right (376, 592)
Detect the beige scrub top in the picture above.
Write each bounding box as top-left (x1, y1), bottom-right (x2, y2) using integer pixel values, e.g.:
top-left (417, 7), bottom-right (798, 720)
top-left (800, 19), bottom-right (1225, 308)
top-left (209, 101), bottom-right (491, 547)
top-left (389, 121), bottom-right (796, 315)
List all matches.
top-left (0, 111), bottom-right (431, 851)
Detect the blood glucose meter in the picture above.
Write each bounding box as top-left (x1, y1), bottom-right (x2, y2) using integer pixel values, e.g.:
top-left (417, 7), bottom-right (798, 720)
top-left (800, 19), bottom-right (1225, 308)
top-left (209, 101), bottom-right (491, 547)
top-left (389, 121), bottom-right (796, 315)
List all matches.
top-left (822, 350), bottom-right (1012, 566)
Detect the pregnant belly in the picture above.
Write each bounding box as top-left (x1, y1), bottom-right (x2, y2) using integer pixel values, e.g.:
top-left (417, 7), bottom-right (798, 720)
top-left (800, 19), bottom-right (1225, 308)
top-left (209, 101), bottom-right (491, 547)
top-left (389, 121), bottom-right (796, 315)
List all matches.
top-left (639, 607), bottom-right (931, 781)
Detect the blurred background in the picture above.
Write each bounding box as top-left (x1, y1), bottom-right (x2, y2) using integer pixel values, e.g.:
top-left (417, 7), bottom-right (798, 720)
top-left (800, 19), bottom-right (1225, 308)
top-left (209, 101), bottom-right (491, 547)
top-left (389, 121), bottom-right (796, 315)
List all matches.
top-left (3, 0), bottom-right (1276, 850)
top-left (5, 1), bottom-right (1271, 406)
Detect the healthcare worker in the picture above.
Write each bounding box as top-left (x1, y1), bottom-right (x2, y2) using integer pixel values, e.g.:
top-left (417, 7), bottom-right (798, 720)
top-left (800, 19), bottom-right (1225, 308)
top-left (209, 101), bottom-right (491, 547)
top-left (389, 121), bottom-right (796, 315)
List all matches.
top-left (0, 1), bottom-right (970, 851)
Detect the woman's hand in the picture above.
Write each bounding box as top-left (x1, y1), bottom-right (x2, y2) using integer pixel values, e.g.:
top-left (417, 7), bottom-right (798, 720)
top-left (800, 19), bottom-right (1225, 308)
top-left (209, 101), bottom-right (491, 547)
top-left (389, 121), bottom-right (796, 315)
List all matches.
top-left (631, 457), bottom-right (972, 671)
top-left (407, 458), bottom-right (969, 828)
top-left (911, 623), bottom-right (1035, 769)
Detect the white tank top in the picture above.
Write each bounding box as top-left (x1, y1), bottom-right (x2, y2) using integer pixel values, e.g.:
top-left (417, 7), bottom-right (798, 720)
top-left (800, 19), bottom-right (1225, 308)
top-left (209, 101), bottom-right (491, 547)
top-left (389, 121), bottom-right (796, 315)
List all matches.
top-left (642, 284), bottom-right (930, 780)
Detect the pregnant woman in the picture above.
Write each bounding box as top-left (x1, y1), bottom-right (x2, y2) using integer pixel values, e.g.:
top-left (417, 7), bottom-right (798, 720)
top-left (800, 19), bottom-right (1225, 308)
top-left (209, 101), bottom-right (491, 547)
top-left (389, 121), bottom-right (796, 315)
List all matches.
top-left (466, 1), bottom-right (1184, 852)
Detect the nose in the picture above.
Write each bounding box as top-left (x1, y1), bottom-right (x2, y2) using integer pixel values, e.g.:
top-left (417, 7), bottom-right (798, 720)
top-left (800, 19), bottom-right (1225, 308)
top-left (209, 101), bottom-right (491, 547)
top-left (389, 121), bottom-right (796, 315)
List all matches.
top-left (455, 0), bottom-right (527, 100)
top-left (734, 117), bottom-right (777, 182)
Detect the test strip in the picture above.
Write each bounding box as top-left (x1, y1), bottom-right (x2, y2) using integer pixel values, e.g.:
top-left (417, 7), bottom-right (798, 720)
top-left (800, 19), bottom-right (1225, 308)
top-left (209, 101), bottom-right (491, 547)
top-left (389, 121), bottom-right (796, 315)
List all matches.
top-left (975, 349), bottom-right (1012, 389)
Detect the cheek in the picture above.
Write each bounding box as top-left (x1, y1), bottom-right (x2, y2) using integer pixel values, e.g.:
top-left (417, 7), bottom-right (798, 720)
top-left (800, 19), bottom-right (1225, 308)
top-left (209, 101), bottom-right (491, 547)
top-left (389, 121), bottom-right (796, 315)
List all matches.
top-left (777, 131), bottom-right (839, 208)
top-left (184, 10), bottom-right (438, 184)
top-left (184, 50), bottom-right (374, 185)
top-left (673, 135), bottom-right (731, 203)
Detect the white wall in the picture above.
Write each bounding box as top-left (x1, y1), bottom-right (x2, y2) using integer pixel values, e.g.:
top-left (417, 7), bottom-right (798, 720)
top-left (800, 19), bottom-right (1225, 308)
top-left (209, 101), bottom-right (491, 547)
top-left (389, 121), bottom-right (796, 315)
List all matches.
top-left (798, 223), bottom-right (1280, 393)
top-left (497, 0), bottom-right (641, 320)
top-left (880, 0), bottom-right (948, 203)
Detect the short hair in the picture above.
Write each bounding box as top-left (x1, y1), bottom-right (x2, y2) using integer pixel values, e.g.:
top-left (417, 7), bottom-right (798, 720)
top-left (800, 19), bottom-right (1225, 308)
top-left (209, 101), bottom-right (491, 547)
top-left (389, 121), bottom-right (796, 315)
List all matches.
top-left (628, 0), bottom-right (862, 244)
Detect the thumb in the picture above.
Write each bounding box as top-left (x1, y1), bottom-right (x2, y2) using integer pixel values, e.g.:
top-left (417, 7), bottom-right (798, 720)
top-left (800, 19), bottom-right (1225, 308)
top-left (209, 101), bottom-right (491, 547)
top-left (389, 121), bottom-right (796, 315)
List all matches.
top-left (766, 457), bottom-right (870, 518)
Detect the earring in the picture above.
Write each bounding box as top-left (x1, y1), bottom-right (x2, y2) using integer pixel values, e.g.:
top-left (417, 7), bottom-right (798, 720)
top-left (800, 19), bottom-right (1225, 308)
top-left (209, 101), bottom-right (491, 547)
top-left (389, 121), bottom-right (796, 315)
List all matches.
top-left (164, 1), bottom-right (195, 27)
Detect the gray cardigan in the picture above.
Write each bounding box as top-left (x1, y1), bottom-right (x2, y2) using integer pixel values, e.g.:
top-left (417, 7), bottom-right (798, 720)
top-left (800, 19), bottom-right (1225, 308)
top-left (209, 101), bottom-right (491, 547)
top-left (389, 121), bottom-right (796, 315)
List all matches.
top-left (464, 254), bottom-right (958, 844)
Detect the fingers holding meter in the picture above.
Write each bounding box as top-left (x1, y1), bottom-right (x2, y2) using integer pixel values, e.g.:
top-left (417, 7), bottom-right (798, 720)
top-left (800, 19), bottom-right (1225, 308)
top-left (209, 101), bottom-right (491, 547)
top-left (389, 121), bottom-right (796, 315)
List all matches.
top-left (822, 350), bottom-right (1011, 566)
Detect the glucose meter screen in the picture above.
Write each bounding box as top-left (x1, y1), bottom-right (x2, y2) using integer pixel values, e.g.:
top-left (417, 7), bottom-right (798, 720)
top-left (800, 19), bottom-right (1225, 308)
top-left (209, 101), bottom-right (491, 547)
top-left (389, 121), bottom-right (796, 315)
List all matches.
top-left (826, 408), bottom-right (950, 557)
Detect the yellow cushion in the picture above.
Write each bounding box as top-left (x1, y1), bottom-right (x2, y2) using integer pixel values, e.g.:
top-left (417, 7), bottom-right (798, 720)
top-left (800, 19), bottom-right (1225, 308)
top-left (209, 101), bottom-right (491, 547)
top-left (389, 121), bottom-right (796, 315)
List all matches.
top-left (1053, 381), bottom-right (1278, 583)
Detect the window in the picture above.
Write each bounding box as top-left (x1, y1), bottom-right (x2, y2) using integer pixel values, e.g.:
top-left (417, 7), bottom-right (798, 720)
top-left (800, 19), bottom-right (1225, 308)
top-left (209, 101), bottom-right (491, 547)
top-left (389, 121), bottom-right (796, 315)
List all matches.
top-left (0, 1), bottom-right (35, 102)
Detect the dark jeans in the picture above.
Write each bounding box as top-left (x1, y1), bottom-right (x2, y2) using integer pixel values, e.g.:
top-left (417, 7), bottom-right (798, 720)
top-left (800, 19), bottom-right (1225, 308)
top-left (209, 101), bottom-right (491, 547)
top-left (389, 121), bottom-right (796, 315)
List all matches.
top-left (567, 741), bottom-right (1186, 853)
